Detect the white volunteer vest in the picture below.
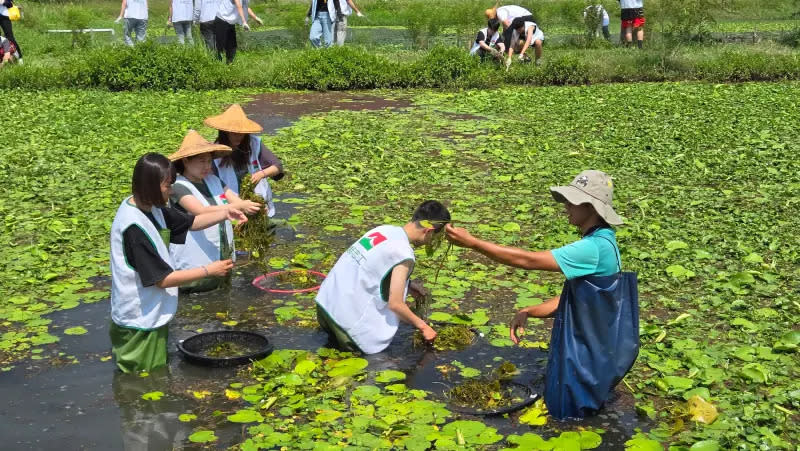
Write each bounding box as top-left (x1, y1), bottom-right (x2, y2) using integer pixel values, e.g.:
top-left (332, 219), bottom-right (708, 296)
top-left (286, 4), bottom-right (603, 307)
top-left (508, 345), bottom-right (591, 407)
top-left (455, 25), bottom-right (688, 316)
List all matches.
top-left (315, 225), bottom-right (416, 354)
top-left (496, 5), bottom-right (530, 23)
top-left (216, 0), bottom-right (248, 24)
top-left (470, 27), bottom-right (499, 55)
top-left (214, 135), bottom-right (276, 217)
top-left (338, 0), bottom-right (352, 16)
top-left (169, 175), bottom-right (235, 270)
top-left (172, 0), bottom-right (194, 22)
top-left (620, 0), bottom-right (644, 9)
top-left (196, 0), bottom-right (220, 23)
top-left (110, 198), bottom-right (178, 330)
top-left (124, 0), bottom-right (149, 20)
top-left (512, 22), bottom-right (544, 44)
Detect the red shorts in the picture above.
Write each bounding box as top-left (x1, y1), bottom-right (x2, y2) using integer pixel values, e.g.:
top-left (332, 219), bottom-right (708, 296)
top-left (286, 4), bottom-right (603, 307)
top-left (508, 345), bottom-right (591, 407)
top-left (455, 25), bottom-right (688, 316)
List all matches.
top-left (621, 17), bottom-right (645, 29)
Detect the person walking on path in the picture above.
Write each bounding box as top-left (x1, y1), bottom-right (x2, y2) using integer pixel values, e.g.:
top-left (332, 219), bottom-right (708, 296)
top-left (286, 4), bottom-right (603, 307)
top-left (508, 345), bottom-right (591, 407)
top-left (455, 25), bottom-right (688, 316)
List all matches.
top-left (169, 0), bottom-right (195, 44)
top-left (193, 0), bottom-right (220, 50)
top-left (0, 0), bottom-right (22, 64)
top-left (109, 153), bottom-right (246, 373)
top-left (306, 0), bottom-right (342, 48)
top-left (315, 201), bottom-right (451, 354)
top-left (584, 4), bottom-right (610, 41)
top-left (213, 0), bottom-right (263, 63)
top-left (116, 0), bottom-right (149, 46)
top-left (445, 170), bottom-right (639, 418)
top-left (333, 0), bottom-right (363, 46)
top-left (620, 0), bottom-right (645, 48)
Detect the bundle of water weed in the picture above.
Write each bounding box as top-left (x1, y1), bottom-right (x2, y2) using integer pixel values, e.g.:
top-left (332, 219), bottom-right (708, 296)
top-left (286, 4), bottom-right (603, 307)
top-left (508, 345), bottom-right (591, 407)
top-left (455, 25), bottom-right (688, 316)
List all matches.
top-left (493, 360), bottom-right (519, 380)
top-left (413, 324), bottom-right (474, 351)
top-left (203, 341), bottom-right (255, 358)
top-left (446, 379), bottom-right (519, 410)
top-left (235, 176), bottom-right (275, 271)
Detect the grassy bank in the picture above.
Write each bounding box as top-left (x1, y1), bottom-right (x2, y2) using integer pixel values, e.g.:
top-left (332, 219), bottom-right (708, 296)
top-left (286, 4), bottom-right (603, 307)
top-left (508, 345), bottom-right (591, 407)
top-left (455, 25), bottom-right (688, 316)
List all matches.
top-left (2, 41), bottom-right (799, 90)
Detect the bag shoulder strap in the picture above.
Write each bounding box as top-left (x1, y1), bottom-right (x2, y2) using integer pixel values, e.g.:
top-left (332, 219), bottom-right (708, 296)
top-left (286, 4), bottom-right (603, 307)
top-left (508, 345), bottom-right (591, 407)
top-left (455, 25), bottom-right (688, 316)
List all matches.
top-left (595, 234), bottom-right (622, 273)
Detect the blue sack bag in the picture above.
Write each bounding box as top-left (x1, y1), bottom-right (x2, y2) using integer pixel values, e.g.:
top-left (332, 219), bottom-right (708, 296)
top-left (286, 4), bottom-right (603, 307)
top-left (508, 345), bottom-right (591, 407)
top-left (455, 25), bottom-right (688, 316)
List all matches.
top-left (543, 242), bottom-right (639, 419)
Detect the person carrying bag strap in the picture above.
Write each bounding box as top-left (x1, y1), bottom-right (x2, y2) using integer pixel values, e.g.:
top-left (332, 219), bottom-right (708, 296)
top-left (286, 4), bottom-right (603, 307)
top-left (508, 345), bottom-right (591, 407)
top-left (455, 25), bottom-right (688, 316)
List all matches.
top-left (445, 169), bottom-right (639, 419)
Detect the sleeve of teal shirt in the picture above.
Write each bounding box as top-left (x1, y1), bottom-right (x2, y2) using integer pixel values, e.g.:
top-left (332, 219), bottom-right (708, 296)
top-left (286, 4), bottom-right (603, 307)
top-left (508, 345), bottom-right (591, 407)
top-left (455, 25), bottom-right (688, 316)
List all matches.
top-left (551, 238), bottom-right (600, 280)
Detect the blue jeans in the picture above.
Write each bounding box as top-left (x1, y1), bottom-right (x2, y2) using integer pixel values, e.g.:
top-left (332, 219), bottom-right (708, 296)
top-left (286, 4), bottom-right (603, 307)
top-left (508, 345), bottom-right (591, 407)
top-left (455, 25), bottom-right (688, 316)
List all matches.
top-left (173, 21), bottom-right (194, 45)
top-left (309, 11), bottom-right (333, 48)
top-left (123, 18), bottom-right (148, 46)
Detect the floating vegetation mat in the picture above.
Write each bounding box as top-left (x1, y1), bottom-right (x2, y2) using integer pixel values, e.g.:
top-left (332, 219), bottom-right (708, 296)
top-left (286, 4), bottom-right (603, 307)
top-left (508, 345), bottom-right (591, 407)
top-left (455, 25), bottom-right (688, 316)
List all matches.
top-left (414, 325), bottom-right (475, 351)
top-left (446, 379), bottom-right (532, 414)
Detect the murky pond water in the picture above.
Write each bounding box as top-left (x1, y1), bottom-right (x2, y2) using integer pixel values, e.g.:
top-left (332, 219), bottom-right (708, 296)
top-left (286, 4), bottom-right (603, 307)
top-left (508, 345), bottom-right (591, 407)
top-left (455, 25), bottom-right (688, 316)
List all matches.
top-left (1, 93), bottom-right (649, 449)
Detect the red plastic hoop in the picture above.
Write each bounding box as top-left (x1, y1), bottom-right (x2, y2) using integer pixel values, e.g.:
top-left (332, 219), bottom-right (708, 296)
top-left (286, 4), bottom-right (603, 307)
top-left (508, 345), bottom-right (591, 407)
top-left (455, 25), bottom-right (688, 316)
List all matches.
top-left (252, 269), bottom-right (326, 294)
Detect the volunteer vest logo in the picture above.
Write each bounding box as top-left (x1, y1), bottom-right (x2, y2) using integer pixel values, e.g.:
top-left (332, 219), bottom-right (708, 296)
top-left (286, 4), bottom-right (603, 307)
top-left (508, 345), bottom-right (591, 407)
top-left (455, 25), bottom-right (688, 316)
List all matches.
top-left (358, 232), bottom-right (387, 251)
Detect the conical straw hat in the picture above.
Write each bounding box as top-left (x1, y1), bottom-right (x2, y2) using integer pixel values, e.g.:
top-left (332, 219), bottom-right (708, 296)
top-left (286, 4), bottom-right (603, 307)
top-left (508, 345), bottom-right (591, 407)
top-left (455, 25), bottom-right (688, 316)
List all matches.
top-left (168, 130), bottom-right (232, 161)
top-left (203, 104), bottom-right (263, 134)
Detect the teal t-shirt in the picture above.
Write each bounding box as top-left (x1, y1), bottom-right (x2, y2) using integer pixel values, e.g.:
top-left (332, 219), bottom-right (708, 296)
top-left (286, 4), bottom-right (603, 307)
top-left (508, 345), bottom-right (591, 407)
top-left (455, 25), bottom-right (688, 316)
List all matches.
top-left (551, 228), bottom-right (621, 280)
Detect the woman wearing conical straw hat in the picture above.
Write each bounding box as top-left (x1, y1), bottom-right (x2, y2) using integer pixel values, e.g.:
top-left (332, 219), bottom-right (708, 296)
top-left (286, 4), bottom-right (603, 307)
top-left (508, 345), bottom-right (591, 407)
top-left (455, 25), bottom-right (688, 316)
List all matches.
top-left (485, 3), bottom-right (534, 66)
top-left (167, 130), bottom-right (263, 293)
top-left (109, 153), bottom-right (247, 373)
top-left (204, 104), bottom-right (284, 218)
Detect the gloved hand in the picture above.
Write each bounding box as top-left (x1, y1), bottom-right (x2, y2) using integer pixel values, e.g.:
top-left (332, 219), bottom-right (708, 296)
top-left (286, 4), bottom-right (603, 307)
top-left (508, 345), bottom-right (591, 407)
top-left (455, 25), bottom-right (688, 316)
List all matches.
top-left (242, 22), bottom-right (250, 31)
top-left (504, 57), bottom-right (512, 70)
top-left (517, 54), bottom-right (525, 61)
top-left (356, 11), bottom-right (364, 17)
top-left (304, 16), bottom-right (310, 26)
top-left (167, 19), bottom-right (172, 26)
top-left (114, 16), bottom-right (123, 24)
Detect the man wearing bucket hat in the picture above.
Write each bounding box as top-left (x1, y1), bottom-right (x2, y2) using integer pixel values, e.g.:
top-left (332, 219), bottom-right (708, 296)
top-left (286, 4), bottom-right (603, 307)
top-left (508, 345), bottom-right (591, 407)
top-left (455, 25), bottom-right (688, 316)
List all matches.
top-left (204, 104), bottom-right (284, 218)
top-left (446, 170), bottom-right (639, 419)
top-left (168, 130), bottom-right (263, 293)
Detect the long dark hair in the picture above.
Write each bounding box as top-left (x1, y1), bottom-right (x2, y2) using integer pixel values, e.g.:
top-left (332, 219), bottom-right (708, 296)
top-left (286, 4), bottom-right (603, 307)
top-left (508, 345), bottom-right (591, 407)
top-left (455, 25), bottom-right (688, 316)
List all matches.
top-left (215, 131), bottom-right (251, 172)
top-left (132, 153), bottom-right (175, 208)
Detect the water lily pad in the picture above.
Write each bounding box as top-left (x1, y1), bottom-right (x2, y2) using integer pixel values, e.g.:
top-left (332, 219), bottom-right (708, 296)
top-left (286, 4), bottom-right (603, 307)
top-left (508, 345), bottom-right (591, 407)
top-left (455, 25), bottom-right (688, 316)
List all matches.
top-left (178, 413), bottom-right (197, 422)
top-left (688, 395), bottom-right (718, 424)
top-left (327, 357), bottom-right (368, 377)
top-left (228, 409), bottom-right (264, 423)
top-left (690, 440), bottom-right (721, 451)
top-left (375, 370), bottom-right (406, 383)
top-left (293, 359), bottom-right (317, 375)
top-left (188, 430), bottom-right (217, 443)
top-left (519, 399), bottom-right (548, 426)
top-left (64, 326), bottom-right (88, 335)
top-left (141, 391), bottom-right (164, 401)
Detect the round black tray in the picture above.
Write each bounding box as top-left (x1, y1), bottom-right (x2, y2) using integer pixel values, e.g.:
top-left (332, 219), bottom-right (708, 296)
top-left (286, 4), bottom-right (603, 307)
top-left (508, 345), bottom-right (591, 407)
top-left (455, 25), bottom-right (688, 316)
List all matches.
top-left (446, 381), bottom-right (539, 416)
top-left (177, 330), bottom-right (273, 367)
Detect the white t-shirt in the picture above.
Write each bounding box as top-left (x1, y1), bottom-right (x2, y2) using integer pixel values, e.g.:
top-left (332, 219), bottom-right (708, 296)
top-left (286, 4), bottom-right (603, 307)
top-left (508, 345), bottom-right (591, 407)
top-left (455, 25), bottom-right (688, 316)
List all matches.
top-left (217, 0), bottom-right (248, 25)
top-left (172, 0), bottom-right (194, 22)
top-left (496, 5), bottom-right (531, 23)
top-left (315, 225), bottom-right (416, 354)
top-left (512, 21), bottom-right (544, 44)
top-left (124, 0), bottom-right (149, 20)
top-left (620, 0), bottom-right (644, 9)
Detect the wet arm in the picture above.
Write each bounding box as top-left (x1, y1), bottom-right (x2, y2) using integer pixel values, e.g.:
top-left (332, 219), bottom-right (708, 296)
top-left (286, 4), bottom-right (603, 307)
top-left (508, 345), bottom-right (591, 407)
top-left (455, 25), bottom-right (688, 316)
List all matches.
top-left (156, 267), bottom-right (210, 289)
top-left (347, 0), bottom-right (361, 15)
top-left (387, 261), bottom-right (432, 333)
top-left (177, 194), bottom-right (231, 215)
top-left (471, 239), bottom-right (560, 272)
top-left (190, 209), bottom-right (231, 230)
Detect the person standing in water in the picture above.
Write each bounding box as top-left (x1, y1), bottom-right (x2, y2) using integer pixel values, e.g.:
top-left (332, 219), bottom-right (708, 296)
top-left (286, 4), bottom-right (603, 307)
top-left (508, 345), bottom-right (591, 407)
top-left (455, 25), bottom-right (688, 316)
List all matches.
top-left (445, 171), bottom-right (639, 418)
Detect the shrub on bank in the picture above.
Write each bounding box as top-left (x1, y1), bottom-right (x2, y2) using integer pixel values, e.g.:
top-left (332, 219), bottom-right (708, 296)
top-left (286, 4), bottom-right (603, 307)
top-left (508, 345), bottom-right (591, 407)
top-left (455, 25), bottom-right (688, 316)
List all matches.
top-left (2, 42), bottom-right (800, 91)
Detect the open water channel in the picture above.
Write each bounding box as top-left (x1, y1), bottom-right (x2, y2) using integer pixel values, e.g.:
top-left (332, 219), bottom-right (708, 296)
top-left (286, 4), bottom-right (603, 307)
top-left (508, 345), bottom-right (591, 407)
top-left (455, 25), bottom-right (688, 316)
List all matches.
top-left (0, 93), bottom-right (649, 450)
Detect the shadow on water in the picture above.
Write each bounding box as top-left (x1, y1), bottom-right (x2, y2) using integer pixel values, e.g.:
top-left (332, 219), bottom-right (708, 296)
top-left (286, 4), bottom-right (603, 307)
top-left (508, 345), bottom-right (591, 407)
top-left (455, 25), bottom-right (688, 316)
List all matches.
top-left (1, 93), bottom-right (649, 449)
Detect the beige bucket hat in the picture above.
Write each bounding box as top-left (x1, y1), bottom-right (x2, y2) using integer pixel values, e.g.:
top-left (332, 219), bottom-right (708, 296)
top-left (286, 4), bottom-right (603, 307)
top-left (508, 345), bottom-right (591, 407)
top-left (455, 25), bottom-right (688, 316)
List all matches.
top-left (550, 170), bottom-right (623, 225)
top-left (203, 104), bottom-right (263, 134)
top-left (168, 130), bottom-right (232, 161)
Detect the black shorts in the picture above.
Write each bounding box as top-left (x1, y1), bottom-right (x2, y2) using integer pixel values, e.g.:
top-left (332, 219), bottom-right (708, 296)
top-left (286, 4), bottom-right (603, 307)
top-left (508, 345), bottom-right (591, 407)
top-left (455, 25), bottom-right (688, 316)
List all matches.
top-left (621, 8), bottom-right (644, 21)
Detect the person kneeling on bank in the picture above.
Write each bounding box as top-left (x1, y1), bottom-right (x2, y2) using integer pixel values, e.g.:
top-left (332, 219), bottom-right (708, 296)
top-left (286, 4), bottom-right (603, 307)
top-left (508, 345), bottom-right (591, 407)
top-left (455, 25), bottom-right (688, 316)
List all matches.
top-left (109, 153), bottom-right (247, 373)
top-left (315, 201), bottom-right (451, 354)
top-left (470, 18), bottom-right (504, 62)
top-left (505, 19), bottom-right (544, 69)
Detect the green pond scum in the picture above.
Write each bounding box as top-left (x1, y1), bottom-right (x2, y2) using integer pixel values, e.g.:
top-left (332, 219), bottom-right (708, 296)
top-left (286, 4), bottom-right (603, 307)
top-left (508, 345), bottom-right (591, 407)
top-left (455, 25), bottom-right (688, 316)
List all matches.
top-left (203, 341), bottom-right (255, 358)
top-left (2, 82), bottom-right (799, 448)
top-left (413, 324), bottom-right (475, 351)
